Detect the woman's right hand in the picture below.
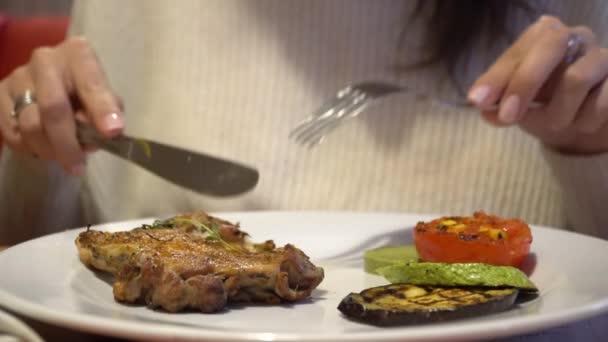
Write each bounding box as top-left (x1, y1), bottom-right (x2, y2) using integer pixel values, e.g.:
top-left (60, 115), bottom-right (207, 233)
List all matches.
top-left (0, 37), bottom-right (124, 175)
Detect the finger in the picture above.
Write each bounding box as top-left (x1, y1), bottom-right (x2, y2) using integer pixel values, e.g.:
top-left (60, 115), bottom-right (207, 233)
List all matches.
top-left (568, 26), bottom-right (597, 58)
top-left (0, 82), bottom-right (28, 154)
top-left (74, 109), bottom-right (99, 153)
top-left (480, 110), bottom-right (510, 127)
top-left (545, 47), bottom-right (608, 131)
top-left (573, 72), bottom-right (608, 133)
top-left (536, 26), bottom-right (597, 100)
top-left (497, 18), bottom-right (573, 124)
top-left (468, 15), bottom-right (558, 108)
top-left (6, 67), bottom-right (55, 160)
top-left (74, 92), bottom-right (124, 124)
top-left (65, 38), bottom-right (124, 138)
top-left (17, 105), bottom-right (54, 160)
top-left (30, 47), bottom-right (85, 173)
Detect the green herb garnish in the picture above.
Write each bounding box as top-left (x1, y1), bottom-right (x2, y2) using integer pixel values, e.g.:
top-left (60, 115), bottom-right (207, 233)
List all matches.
top-left (142, 219), bottom-right (175, 229)
top-left (172, 217), bottom-right (240, 252)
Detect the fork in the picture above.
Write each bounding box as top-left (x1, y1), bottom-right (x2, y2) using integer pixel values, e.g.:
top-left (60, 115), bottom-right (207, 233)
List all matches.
top-left (288, 81), bottom-right (542, 147)
top-left (289, 33), bottom-right (584, 147)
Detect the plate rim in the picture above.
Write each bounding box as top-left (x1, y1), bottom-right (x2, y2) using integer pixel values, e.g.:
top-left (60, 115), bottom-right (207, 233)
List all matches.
top-left (1, 211), bottom-right (608, 342)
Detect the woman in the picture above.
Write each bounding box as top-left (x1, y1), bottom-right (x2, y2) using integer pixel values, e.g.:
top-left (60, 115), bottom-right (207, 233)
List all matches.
top-left (0, 0), bottom-right (607, 244)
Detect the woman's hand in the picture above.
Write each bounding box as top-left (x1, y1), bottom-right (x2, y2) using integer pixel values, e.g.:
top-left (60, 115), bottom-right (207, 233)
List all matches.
top-left (0, 37), bottom-right (123, 175)
top-left (468, 15), bottom-right (608, 155)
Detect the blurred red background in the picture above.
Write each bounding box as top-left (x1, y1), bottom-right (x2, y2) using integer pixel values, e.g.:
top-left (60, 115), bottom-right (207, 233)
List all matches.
top-left (0, 14), bottom-right (69, 153)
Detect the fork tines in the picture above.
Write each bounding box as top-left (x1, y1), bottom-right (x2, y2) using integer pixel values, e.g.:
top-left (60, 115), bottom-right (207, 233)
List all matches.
top-left (289, 87), bottom-right (368, 147)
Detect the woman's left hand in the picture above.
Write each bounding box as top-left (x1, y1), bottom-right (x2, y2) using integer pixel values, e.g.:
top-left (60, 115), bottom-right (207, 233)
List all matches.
top-left (468, 15), bottom-right (608, 155)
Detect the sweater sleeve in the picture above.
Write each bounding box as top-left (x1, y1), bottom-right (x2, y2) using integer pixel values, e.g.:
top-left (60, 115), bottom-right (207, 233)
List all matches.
top-left (0, 148), bottom-right (83, 245)
top-left (542, 147), bottom-right (608, 239)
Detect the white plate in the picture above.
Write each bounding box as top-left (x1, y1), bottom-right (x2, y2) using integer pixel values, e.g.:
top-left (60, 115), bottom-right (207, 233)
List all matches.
top-left (1, 211), bottom-right (608, 342)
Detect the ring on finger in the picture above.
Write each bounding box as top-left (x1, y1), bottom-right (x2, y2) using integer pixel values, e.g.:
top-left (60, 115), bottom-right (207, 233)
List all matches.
top-left (564, 33), bottom-right (585, 65)
top-left (10, 89), bottom-right (36, 120)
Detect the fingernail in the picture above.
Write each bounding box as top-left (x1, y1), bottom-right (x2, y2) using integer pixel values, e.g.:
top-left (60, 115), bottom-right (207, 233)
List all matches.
top-left (104, 112), bottom-right (124, 135)
top-left (70, 163), bottom-right (86, 177)
top-left (498, 95), bottom-right (520, 124)
top-left (468, 85), bottom-right (491, 106)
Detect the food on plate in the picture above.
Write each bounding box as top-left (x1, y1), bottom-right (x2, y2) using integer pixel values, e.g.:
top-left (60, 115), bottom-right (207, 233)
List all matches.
top-left (339, 212), bottom-right (538, 326)
top-left (364, 246), bottom-right (419, 274)
top-left (414, 211), bottom-right (533, 268)
top-left (75, 212), bottom-right (324, 313)
top-left (338, 283), bottom-right (518, 326)
top-left (376, 262), bottom-right (537, 291)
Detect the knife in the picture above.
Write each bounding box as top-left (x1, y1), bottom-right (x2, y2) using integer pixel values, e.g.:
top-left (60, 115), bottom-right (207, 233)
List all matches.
top-left (76, 122), bottom-right (259, 196)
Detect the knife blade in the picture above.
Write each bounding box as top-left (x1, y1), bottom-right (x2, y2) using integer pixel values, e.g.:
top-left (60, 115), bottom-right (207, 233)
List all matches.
top-left (77, 123), bottom-right (259, 196)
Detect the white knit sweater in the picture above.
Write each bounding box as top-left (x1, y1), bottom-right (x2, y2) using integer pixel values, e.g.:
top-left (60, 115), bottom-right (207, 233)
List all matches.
top-left (1, 0), bottom-right (608, 244)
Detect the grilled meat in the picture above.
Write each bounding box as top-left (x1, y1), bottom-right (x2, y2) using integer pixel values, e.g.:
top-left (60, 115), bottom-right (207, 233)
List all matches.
top-left (76, 212), bottom-right (324, 313)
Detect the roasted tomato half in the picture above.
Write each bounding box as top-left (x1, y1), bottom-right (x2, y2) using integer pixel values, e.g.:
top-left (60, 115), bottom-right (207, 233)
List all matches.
top-left (413, 212), bottom-right (532, 268)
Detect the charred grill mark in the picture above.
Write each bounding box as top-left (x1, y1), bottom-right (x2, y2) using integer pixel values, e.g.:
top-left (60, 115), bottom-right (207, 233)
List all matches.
top-left (144, 231), bottom-right (175, 242)
top-left (357, 284), bottom-right (516, 309)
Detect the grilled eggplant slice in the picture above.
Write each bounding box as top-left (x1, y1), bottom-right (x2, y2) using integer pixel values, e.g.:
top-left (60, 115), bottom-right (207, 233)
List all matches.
top-left (338, 284), bottom-right (518, 326)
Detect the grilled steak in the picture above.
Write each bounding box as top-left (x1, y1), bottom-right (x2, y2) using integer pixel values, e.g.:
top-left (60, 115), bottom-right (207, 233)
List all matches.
top-left (75, 212), bottom-right (324, 313)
